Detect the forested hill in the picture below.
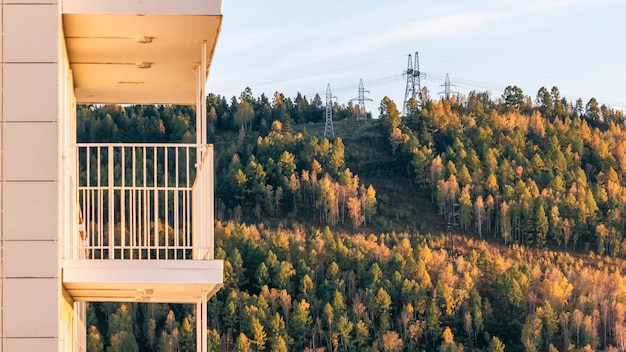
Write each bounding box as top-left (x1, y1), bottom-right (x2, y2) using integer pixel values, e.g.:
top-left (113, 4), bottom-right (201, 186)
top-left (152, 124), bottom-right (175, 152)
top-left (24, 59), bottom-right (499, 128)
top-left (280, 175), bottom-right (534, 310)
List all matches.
top-left (79, 86), bottom-right (626, 352)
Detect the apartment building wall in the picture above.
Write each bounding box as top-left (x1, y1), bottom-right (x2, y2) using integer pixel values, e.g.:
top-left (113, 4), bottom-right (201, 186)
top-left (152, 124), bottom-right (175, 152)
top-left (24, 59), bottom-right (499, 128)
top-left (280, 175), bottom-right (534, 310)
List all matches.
top-left (0, 1), bottom-right (73, 350)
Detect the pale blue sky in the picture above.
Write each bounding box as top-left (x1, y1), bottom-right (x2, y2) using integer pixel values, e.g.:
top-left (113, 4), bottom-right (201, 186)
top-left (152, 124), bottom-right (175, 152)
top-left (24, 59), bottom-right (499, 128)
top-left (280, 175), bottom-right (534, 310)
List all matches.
top-left (209, 0), bottom-right (626, 113)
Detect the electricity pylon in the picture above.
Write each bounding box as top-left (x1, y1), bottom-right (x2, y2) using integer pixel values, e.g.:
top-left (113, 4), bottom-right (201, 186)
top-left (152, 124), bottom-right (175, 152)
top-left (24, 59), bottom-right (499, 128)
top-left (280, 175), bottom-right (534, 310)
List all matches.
top-left (350, 78), bottom-right (372, 120)
top-left (438, 73), bottom-right (457, 101)
top-left (402, 51), bottom-right (424, 115)
top-left (324, 84), bottom-right (337, 138)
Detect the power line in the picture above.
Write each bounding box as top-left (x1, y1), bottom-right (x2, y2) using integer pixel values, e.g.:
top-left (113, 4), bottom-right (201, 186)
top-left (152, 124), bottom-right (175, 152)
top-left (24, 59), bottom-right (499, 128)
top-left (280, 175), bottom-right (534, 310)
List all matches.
top-left (215, 50), bottom-right (626, 111)
top-left (221, 55), bottom-right (406, 97)
top-left (304, 73), bottom-right (402, 98)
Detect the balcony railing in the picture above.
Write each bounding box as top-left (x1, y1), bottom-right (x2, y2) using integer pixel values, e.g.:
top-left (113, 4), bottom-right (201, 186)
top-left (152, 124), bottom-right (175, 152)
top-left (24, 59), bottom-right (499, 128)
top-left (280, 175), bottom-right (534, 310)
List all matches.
top-left (67, 143), bottom-right (214, 261)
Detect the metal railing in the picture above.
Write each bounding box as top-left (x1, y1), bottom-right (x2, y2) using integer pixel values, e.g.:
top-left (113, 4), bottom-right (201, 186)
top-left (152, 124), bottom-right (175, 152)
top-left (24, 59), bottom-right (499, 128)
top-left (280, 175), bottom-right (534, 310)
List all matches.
top-left (69, 143), bottom-right (213, 260)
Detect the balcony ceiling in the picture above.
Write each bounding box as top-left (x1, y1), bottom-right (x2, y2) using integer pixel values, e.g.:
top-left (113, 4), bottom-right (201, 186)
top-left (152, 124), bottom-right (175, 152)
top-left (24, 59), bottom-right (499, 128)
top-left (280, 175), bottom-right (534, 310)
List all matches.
top-left (62, 0), bottom-right (222, 105)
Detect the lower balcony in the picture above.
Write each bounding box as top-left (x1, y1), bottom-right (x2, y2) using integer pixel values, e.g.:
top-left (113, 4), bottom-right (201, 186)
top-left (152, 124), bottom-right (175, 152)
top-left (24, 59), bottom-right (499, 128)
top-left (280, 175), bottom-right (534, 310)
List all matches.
top-left (62, 259), bottom-right (222, 303)
top-left (62, 143), bottom-right (223, 303)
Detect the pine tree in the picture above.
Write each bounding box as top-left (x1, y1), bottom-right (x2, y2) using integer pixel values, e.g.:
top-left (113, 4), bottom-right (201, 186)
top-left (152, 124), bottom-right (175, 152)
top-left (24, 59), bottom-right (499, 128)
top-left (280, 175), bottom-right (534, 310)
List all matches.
top-left (289, 299), bottom-right (312, 351)
top-left (234, 332), bottom-right (252, 352)
top-left (87, 325), bottom-right (104, 352)
top-left (108, 304), bottom-right (139, 352)
top-left (487, 336), bottom-right (505, 352)
top-left (249, 316), bottom-right (267, 352)
top-left (179, 315), bottom-right (195, 352)
top-left (534, 203), bottom-right (549, 247)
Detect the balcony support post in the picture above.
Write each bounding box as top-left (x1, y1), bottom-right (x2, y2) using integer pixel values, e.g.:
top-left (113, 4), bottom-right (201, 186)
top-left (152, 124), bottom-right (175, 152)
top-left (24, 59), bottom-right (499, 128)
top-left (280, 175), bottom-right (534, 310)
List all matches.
top-left (196, 300), bottom-right (201, 352)
top-left (194, 292), bottom-right (209, 352)
top-left (193, 41), bottom-right (209, 260)
top-left (201, 41), bottom-right (207, 147)
top-left (202, 292), bottom-right (208, 352)
top-left (196, 40), bottom-right (207, 156)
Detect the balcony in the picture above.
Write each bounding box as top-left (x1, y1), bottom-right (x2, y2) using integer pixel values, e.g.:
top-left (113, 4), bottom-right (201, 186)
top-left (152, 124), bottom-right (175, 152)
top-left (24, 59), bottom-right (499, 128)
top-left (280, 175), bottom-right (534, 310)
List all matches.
top-left (62, 143), bottom-right (222, 303)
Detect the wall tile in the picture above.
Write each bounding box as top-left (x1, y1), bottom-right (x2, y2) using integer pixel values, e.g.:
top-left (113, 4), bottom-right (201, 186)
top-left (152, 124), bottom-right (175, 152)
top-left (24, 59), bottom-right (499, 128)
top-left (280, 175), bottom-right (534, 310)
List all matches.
top-left (4, 4), bottom-right (58, 62)
top-left (3, 181), bottom-right (58, 241)
top-left (3, 63), bottom-right (58, 122)
top-left (3, 122), bottom-right (57, 181)
top-left (3, 278), bottom-right (58, 337)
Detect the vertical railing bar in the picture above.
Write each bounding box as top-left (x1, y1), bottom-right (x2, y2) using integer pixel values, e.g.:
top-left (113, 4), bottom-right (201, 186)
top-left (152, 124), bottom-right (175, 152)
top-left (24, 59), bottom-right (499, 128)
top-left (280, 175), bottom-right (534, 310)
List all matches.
top-left (108, 145), bottom-right (114, 259)
top-left (121, 146), bottom-right (126, 259)
top-left (91, 188), bottom-right (96, 259)
top-left (197, 148), bottom-right (202, 259)
top-left (99, 146), bottom-right (103, 257)
top-left (138, 186), bottom-right (143, 259)
top-left (210, 146), bottom-right (214, 259)
top-left (181, 186), bottom-right (186, 258)
top-left (94, 146), bottom-right (98, 256)
top-left (174, 146), bottom-right (179, 258)
top-left (125, 148), bottom-right (128, 259)
top-left (165, 146), bottom-right (169, 259)
top-left (72, 146), bottom-right (75, 259)
top-left (211, 147), bottom-right (214, 258)
top-left (137, 147), bottom-right (141, 258)
top-left (144, 145), bottom-right (149, 259)
top-left (78, 146), bottom-right (81, 259)
top-left (131, 146), bottom-right (136, 259)
top-left (179, 172), bottom-right (183, 249)
top-left (84, 188), bottom-right (89, 260)
top-left (85, 146), bottom-right (90, 259)
top-left (205, 148), bottom-right (208, 258)
top-left (202, 145), bottom-right (209, 259)
top-left (154, 146), bottom-right (159, 259)
top-left (205, 148), bottom-right (210, 257)
top-left (87, 150), bottom-right (94, 257)
top-left (187, 146), bottom-right (191, 256)
top-left (133, 187), bottom-right (137, 259)
top-left (97, 147), bottom-right (104, 259)
top-left (204, 147), bottom-right (208, 258)
top-left (95, 148), bottom-right (100, 259)
top-left (140, 146), bottom-right (145, 259)
top-left (75, 144), bottom-right (79, 260)
top-left (135, 148), bottom-right (141, 258)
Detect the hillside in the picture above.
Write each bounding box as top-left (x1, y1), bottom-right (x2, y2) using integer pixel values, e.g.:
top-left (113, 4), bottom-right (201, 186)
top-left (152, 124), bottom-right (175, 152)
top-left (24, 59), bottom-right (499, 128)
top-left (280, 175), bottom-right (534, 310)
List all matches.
top-left (296, 118), bottom-right (445, 235)
top-left (78, 88), bottom-right (626, 352)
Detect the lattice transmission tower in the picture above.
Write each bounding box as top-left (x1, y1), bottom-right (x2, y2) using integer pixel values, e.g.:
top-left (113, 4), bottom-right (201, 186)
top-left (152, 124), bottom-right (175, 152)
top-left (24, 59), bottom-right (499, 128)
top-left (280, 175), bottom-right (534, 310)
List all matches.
top-left (350, 78), bottom-right (372, 120)
top-left (324, 84), bottom-right (337, 138)
top-left (402, 51), bottom-right (424, 115)
top-left (438, 73), bottom-right (458, 101)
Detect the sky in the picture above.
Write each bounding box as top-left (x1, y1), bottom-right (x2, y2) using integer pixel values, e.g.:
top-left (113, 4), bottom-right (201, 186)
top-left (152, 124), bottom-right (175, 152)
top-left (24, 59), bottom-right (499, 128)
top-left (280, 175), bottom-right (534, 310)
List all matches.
top-left (208, 0), bottom-right (626, 115)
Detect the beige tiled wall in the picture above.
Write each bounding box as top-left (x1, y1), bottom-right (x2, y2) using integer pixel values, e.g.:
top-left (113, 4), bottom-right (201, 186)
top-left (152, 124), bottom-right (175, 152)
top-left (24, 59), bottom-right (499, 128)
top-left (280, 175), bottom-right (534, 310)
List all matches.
top-left (0, 3), bottom-right (3, 350)
top-left (1, 1), bottom-right (61, 351)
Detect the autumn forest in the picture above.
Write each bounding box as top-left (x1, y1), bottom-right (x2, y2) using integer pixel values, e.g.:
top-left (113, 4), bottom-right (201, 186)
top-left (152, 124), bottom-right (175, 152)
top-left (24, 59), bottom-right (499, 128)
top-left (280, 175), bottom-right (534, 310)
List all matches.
top-left (80, 85), bottom-right (626, 352)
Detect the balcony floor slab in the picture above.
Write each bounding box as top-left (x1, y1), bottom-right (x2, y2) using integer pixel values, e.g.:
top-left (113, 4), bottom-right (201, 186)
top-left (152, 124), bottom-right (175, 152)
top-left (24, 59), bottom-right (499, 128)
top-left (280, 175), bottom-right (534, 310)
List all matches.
top-left (62, 259), bottom-right (223, 303)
